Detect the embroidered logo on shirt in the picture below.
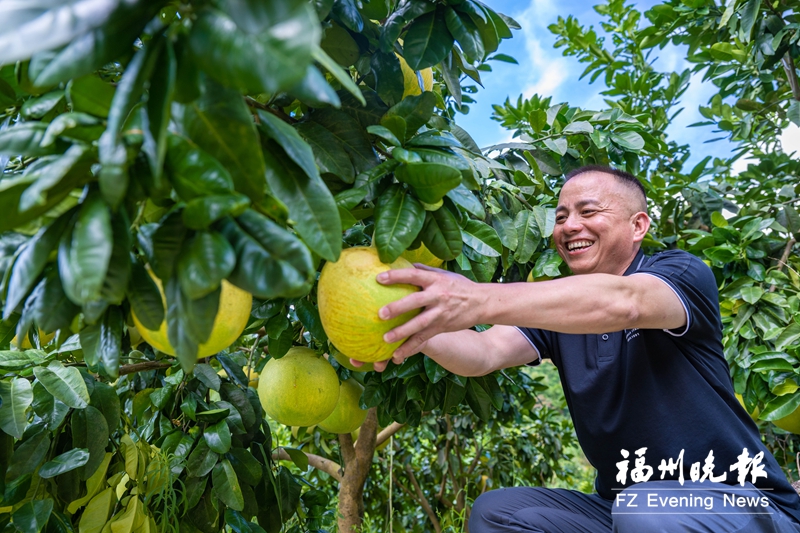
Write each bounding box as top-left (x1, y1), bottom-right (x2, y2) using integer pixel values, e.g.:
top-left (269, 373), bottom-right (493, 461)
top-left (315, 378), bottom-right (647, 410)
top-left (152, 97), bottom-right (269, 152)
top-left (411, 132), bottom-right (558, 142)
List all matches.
top-left (625, 328), bottom-right (640, 342)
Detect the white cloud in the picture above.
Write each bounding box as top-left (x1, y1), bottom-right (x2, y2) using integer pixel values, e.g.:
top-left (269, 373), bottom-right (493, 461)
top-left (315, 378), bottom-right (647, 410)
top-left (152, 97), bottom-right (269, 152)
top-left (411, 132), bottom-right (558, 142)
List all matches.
top-left (780, 123), bottom-right (800, 156)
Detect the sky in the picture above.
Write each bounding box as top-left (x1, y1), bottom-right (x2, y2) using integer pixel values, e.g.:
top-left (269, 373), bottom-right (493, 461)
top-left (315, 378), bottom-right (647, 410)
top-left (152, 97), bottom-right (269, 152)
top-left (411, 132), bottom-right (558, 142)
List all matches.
top-left (458, 0), bottom-right (800, 171)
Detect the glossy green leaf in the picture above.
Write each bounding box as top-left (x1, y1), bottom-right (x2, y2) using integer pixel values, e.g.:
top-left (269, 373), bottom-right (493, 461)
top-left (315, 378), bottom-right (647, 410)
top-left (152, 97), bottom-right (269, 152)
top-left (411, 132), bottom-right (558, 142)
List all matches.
top-left (462, 220), bottom-right (502, 257)
top-left (205, 419), bottom-right (233, 454)
top-left (31, 382), bottom-right (70, 431)
top-left (177, 231), bottom-right (236, 300)
top-left (257, 111), bottom-right (320, 183)
top-left (189, 4), bottom-right (317, 95)
top-left (226, 448), bottom-right (263, 486)
top-left (165, 276), bottom-right (218, 370)
top-left (444, 8), bottom-right (484, 63)
top-left (514, 210), bottom-right (542, 264)
top-left (28, 270), bottom-right (80, 336)
top-left (166, 134), bottom-right (234, 201)
top-left (295, 121), bottom-right (355, 181)
top-left (66, 75), bottom-right (116, 117)
top-left (320, 22), bottom-right (360, 66)
top-left (12, 498), bottom-right (53, 533)
top-left (19, 144), bottom-right (89, 213)
top-left (609, 130), bottom-right (645, 152)
top-left (374, 185), bottom-right (426, 263)
top-left (142, 39), bottom-right (176, 183)
top-left (396, 163), bottom-right (462, 204)
top-left (213, 459), bottom-right (245, 511)
top-left (58, 195), bottom-right (112, 305)
top-left (309, 108), bottom-right (379, 179)
top-left (179, 78), bottom-right (267, 202)
top-left (127, 260), bottom-right (165, 331)
top-left (8, 430), bottom-right (50, 479)
top-left (380, 0), bottom-right (435, 52)
top-left (72, 405), bottom-right (109, 480)
top-left (421, 205), bottom-right (462, 261)
top-left (183, 193), bottom-right (251, 230)
top-left (187, 438), bottom-right (220, 478)
top-left (89, 381), bottom-right (120, 432)
top-left (39, 448), bottom-right (89, 478)
top-left (382, 92), bottom-right (436, 139)
top-left (371, 51), bottom-right (404, 107)
top-left (220, 210), bottom-right (314, 299)
top-left (0, 122), bottom-right (65, 158)
top-left (33, 361), bottom-right (90, 409)
top-left (0, 377), bottom-right (33, 438)
top-left (21, 90), bottom-right (64, 119)
top-left (294, 299), bottom-right (328, 344)
top-left (263, 140), bottom-right (342, 262)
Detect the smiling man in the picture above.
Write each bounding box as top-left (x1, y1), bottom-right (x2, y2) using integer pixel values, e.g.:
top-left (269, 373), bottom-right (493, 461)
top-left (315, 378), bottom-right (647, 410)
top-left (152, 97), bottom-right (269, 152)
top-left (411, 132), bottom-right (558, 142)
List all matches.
top-left (368, 166), bottom-right (800, 532)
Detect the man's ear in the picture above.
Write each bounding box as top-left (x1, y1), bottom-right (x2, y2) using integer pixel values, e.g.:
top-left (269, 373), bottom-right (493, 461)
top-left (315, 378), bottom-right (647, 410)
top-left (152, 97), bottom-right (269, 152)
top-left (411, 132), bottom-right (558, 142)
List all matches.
top-left (631, 212), bottom-right (651, 243)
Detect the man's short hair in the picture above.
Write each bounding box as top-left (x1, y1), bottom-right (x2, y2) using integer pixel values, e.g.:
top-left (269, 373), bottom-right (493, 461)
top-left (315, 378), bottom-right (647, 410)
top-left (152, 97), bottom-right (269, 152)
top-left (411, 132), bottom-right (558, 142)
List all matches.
top-left (564, 165), bottom-right (647, 212)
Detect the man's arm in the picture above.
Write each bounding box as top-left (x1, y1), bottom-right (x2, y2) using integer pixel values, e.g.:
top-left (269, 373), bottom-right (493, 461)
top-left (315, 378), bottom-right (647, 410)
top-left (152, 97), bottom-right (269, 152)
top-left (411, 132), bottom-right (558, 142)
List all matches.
top-left (377, 266), bottom-right (686, 360)
top-left (369, 325), bottom-right (539, 375)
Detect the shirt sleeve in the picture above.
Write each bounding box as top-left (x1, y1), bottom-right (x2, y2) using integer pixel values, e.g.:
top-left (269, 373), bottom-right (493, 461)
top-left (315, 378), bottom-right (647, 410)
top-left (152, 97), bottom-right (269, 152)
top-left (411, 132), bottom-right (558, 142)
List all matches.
top-left (514, 326), bottom-right (555, 366)
top-left (632, 250), bottom-right (722, 339)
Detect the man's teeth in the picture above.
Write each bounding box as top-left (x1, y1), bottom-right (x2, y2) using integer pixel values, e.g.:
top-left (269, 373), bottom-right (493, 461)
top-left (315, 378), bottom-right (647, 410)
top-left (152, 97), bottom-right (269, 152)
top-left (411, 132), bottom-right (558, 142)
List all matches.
top-left (567, 241), bottom-right (593, 251)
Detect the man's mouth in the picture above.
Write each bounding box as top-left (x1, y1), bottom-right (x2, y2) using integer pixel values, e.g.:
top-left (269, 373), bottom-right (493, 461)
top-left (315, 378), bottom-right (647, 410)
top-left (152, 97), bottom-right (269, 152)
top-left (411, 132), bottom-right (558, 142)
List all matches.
top-left (566, 240), bottom-right (594, 252)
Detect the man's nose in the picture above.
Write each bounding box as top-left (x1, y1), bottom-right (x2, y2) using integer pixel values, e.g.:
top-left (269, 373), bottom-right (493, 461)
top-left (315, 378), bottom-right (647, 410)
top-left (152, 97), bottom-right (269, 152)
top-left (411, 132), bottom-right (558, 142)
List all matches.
top-left (562, 213), bottom-right (582, 232)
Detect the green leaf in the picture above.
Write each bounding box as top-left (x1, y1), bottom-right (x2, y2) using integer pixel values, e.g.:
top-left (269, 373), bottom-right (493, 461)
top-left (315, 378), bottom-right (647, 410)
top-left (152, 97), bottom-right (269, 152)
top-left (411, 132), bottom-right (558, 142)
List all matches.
top-left (183, 194), bottom-right (251, 230)
top-left (166, 134), bottom-right (235, 201)
top-left (775, 323), bottom-right (800, 351)
top-left (295, 121), bottom-right (355, 181)
top-left (66, 75), bottom-right (116, 118)
top-left (213, 459), bottom-right (245, 511)
top-left (12, 498), bottom-right (53, 533)
top-left (33, 361), bottom-right (90, 409)
top-left (465, 378), bottom-right (493, 421)
top-left (19, 144), bottom-right (89, 213)
top-left (382, 92), bottom-right (436, 139)
top-left (446, 184), bottom-right (485, 218)
top-left (374, 185), bottom-right (426, 263)
top-left (424, 356), bottom-right (448, 384)
top-left (289, 65), bottom-right (340, 108)
top-left (189, 5), bottom-right (317, 95)
top-left (31, 382), bottom-right (70, 431)
top-left (127, 260), bottom-right (165, 331)
top-left (142, 40), bottom-right (177, 183)
top-left (205, 419), bottom-right (232, 454)
top-left (39, 448), bottom-right (89, 478)
top-left (371, 51), bottom-right (404, 107)
top-left (177, 232), bottom-right (236, 300)
top-left (396, 163), bottom-right (462, 204)
top-left (421, 205), bottom-right (462, 261)
top-left (462, 220), bottom-right (502, 257)
top-left (609, 130), bottom-right (644, 152)
top-left (180, 78), bottom-right (267, 202)
top-left (90, 381), bottom-right (120, 432)
top-left (4, 221), bottom-right (67, 320)
top-left (226, 448), bottom-right (263, 486)
top-left (739, 0), bottom-right (761, 42)
top-left (444, 8), bottom-right (484, 63)
top-left (58, 195), bottom-right (113, 305)
top-left (8, 430), bottom-right (50, 479)
top-left (257, 111), bottom-right (320, 183)
top-left (21, 90), bottom-right (64, 119)
top-left (0, 122), bottom-right (65, 158)
top-left (221, 210), bottom-right (314, 299)
top-left (194, 363), bottom-right (222, 392)
top-left (403, 9), bottom-right (454, 70)
top-left (0, 350), bottom-right (48, 371)
top-left (309, 108), bottom-right (379, 179)
top-left (320, 22), bottom-right (360, 67)
top-left (761, 392), bottom-right (800, 421)
top-left (0, 377), bottom-right (33, 438)
top-left (282, 447), bottom-right (309, 471)
top-left (263, 140), bottom-right (342, 262)
top-left (187, 438), bottom-right (220, 478)
top-left (71, 405), bottom-right (109, 480)
top-left (513, 210), bottom-right (542, 264)
top-left (740, 286), bottom-right (763, 305)
top-left (563, 121), bottom-right (594, 134)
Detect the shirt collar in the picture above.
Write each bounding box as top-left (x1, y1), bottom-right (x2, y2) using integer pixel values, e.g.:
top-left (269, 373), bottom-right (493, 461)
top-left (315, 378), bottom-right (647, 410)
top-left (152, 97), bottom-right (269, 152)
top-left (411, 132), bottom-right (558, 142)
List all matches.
top-left (623, 249), bottom-right (646, 277)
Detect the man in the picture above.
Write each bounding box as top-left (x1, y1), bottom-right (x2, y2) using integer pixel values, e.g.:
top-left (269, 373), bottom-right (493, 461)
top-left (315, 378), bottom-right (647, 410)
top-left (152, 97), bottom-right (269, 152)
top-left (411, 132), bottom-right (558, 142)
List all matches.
top-left (366, 166), bottom-right (800, 532)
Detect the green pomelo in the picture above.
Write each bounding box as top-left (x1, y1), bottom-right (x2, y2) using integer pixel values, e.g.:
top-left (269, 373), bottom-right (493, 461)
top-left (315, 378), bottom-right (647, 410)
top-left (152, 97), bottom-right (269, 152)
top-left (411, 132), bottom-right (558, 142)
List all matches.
top-left (258, 347), bottom-right (340, 427)
top-left (317, 246), bottom-right (420, 363)
top-left (333, 350), bottom-right (374, 372)
top-left (318, 378), bottom-right (368, 434)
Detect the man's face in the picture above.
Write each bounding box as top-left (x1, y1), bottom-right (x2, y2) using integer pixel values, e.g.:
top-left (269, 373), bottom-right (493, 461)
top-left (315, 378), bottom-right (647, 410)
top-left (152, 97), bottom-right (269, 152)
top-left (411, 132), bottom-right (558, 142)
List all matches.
top-left (553, 172), bottom-right (648, 276)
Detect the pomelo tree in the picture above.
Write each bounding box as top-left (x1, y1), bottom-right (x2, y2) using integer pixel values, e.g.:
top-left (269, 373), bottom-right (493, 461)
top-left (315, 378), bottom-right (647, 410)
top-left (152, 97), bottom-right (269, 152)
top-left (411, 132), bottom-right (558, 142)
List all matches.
top-left (0, 1), bottom-right (587, 533)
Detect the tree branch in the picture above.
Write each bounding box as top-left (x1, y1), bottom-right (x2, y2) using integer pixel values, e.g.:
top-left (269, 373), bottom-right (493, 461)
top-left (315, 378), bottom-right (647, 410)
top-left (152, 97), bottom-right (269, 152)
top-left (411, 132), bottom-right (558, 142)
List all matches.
top-left (782, 54), bottom-right (800, 101)
top-left (770, 238), bottom-right (797, 293)
top-left (339, 431), bottom-right (357, 467)
top-left (375, 422), bottom-right (405, 447)
top-left (404, 464), bottom-right (442, 533)
top-left (272, 449), bottom-right (343, 482)
top-left (354, 408), bottom-right (379, 463)
top-left (118, 361), bottom-right (173, 376)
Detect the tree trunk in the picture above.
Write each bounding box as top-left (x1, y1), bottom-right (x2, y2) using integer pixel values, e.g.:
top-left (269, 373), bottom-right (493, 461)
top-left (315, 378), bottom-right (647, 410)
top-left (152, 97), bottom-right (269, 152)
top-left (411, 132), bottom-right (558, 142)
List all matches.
top-left (337, 408), bottom-right (379, 532)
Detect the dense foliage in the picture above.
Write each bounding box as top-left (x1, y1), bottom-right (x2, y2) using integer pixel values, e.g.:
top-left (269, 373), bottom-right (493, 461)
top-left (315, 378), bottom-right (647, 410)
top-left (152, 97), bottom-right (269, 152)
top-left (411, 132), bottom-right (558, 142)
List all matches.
top-left (1, 0), bottom-right (799, 532)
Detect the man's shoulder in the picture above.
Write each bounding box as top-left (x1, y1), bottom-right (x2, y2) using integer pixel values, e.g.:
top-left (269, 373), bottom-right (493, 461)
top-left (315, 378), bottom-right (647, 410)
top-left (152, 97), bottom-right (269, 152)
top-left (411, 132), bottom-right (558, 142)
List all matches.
top-left (641, 248), bottom-right (709, 275)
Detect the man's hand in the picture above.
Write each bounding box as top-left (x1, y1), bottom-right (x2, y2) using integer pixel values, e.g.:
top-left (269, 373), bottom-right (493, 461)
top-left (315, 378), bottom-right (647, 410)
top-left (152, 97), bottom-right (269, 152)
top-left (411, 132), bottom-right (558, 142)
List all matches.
top-left (374, 263), bottom-right (486, 361)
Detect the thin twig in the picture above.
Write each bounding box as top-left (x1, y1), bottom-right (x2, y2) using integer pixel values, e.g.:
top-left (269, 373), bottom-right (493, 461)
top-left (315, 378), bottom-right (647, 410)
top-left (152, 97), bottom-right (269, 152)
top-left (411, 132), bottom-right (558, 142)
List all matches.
top-left (769, 238), bottom-right (796, 293)
top-left (272, 448), bottom-right (343, 482)
top-left (782, 54), bottom-right (800, 101)
top-left (404, 464), bottom-right (442, 533)
top-left (118, 361), bottom-right (173, 376)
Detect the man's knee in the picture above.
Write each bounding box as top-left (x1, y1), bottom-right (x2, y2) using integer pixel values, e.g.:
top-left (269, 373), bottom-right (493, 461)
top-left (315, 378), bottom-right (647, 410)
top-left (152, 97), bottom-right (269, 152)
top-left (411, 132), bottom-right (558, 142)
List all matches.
top-left (469, 488), bottom-right (552, 532)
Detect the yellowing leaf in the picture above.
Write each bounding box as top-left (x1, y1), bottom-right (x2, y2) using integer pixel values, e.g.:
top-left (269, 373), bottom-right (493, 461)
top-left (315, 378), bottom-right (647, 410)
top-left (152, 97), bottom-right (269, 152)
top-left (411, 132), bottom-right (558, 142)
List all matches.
top-left (68, 452), bottom-right (113, 514)
top-left (79, 488), bottom-right (116, 533)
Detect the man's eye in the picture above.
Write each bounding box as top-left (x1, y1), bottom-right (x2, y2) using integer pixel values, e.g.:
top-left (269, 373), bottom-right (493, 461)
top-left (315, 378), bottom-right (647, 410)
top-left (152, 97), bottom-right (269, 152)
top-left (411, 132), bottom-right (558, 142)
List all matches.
top-left (582, 210), bottom-right (595, 216)
top-left (555, 216), bottom-right (566, 223)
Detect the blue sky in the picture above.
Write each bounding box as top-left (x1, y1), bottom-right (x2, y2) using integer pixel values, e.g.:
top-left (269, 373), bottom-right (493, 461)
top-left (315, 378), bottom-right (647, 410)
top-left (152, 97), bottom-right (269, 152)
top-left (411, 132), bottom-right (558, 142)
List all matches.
top-left (458, 0), bottom-right (800, 170)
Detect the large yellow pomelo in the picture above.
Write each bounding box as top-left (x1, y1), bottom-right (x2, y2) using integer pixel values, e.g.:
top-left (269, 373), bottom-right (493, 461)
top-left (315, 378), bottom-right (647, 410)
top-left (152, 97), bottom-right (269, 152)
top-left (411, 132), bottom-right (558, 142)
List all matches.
top-left (773, 404), bottom-right (800, 434)
top-left (397, 55), bottom-right (433, 98)
top-left (401, 243), bottom-right (444, 269)
top-left (317, 246), bottom-right (421, 363)
top-left (526, 271), bottom-right (553, 282)
top-left (332, 350), bottom-right (374, 373)
top-left (12, 329), bottom-right (55, 349)
top-left (318, 378), bottom-right (368, 434)
top-left (131, 271), bottom-right (252, 358)
top-left (258, 347), bottom-right (340, 427)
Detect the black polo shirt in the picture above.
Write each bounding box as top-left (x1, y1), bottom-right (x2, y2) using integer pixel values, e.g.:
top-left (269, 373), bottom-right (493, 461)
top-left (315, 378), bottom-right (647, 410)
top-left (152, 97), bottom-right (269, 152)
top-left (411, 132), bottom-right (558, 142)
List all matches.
top-left (517, 249), bottom-right (800, 521)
